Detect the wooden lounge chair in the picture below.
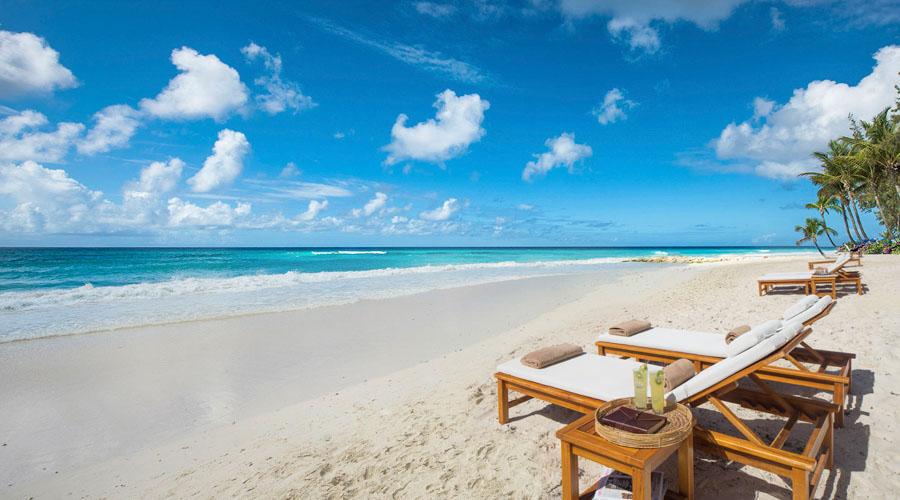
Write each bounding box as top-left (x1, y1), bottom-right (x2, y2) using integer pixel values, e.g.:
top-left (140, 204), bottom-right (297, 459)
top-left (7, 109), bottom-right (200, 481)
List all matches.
top-left (495, 322), bottom-right (835, 500)
top-left (757, 255), bottom-right (862, 299)
top-left (594, 296), bottom-right (853, 426)
top-left (808, 252), bottom-right (861, 269)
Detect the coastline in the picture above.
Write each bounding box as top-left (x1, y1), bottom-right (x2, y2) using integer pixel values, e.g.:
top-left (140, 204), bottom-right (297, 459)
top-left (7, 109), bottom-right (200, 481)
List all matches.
top-left (5, 254), bottom-right (896, 498)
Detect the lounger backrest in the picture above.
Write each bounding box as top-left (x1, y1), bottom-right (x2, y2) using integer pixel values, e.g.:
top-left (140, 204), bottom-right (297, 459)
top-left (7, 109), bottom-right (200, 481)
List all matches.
top-left (782, 295), bottom-right (819, 321)
top-left (826, 254), bottom-right (851, 274)
top-left (666, 320), bottom-right (803, 403)
top-left (787, 296), bottom-right (833, 325)
top-left (725, 319), bottom-right (781, 357)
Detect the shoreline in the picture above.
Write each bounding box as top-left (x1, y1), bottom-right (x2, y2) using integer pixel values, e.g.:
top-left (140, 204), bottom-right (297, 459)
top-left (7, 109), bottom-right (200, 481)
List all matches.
top-left (0, 251), bottom-right (819, 345)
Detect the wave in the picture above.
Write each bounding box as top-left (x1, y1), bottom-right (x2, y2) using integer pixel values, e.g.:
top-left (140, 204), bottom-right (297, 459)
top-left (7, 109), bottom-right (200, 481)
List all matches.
top-left (310, 250), bottom-right (387, 255)
top-left (653, 251), bottom-right (669, 256)
top-left (0, 257), bottom-right (631, 314)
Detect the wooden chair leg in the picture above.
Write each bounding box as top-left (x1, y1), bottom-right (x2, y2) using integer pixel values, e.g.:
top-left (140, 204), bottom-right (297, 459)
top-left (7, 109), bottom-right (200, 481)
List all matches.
top-left (833, 382), bottom-right (845, 428)
top-left (497, 379), bottom-right (509, 424)
top-left (791, 468), bottom-right (810, 500)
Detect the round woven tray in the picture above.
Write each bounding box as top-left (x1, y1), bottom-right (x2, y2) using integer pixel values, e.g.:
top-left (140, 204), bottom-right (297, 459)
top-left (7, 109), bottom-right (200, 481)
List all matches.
top-left (594, 398), bottom-right (693, 449)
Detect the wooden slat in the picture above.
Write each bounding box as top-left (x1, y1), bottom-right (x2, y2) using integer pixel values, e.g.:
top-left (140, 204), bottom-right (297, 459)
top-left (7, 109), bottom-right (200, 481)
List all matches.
top-left (708, 397), bottom-right (765, 446)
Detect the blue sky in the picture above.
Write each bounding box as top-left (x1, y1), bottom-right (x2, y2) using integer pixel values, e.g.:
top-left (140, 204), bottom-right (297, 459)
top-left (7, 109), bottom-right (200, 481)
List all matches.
top-left (0, 1), bottom-right (897, 246)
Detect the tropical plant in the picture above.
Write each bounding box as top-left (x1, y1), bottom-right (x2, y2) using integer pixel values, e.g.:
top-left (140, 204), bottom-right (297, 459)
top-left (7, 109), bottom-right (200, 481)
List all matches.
top-left (804, 197), bottom-right (841, 247)
top-left (795, 218), bottom-right (834, 257)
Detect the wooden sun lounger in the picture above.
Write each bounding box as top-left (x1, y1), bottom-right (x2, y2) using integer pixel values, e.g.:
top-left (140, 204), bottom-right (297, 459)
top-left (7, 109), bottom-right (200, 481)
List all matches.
top-left (496, 327), bottom-right (835, 500)
top-left (808, 255), bottom-right (861, 269)
top-left (595, 301), bottom-right (854, 426)
top-left (757, 271), bottom-right (862, 299)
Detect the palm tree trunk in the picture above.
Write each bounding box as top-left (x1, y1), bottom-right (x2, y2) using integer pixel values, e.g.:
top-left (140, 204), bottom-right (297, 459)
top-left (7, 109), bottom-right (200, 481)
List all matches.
top-left (850, 198), bottom-right (869, 240)
top-left (813, 237), bottom-right (824, 257)
top-left (844, 198), bottom-right (863, 242)
top-left (838, 202), bottom-right (856, 245)
top-left (819, 209), bottom-right (837, 247)
top-left (873, 192), bottom-right (892, 240)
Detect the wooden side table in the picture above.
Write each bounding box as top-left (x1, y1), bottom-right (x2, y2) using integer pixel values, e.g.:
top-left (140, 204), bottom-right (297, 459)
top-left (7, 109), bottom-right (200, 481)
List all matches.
top-left (555, 413), bottom-right (694, 500)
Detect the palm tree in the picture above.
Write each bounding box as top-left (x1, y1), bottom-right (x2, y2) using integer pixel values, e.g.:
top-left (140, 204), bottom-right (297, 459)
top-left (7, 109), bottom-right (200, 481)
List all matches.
top-left (804, 140), bottom-right (864, 242)
top-left (795, 218), bottom-right (834, 257)
top-left (804, 197), bottom-right (840, 247)
top-left (846, 108), bottom-right (900, 234)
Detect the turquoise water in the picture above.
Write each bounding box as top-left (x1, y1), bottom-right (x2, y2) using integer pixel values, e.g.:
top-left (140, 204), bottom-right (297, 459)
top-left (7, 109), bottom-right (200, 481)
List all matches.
top-left (0, 247), bottom-right (818, 341)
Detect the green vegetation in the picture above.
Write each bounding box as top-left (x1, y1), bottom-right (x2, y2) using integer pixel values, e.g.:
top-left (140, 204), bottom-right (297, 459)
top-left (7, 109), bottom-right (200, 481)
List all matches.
top-left (801, 81), bottom-right (900, 255)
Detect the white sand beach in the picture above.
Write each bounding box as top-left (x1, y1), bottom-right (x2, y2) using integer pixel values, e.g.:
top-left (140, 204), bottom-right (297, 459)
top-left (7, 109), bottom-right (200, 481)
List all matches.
top-left (2, 255), bottom-right (898, 499)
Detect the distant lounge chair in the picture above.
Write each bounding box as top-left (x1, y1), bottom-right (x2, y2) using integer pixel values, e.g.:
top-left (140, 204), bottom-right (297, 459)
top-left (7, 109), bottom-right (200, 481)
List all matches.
top-left (808, 250), bottom-right (862, 269)
top-left (495, 322), bottom-right (835, 500)
top-left (757, 255), bottom-right (862, 298)
top-left (594, 296), bottom-right (853, 426)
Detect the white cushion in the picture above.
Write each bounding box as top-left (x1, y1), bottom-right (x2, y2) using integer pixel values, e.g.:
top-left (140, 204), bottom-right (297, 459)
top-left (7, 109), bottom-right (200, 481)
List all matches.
top-left (759, 272), bottom-right (813, 281)
top-left (826, 255), bottom-right (851, 273)
top-left (666, 321), bottom-right (803, 403)
top-left (597, 328), bottom-right (729, 357)
top-left (787, 296), bottom-right (833, 325)
top-left (724, 319), bottom-right (780, 357)
top-left (496, 354), bottom-right (661, 402)
top-left (782, 295), bottom-right (819, 321)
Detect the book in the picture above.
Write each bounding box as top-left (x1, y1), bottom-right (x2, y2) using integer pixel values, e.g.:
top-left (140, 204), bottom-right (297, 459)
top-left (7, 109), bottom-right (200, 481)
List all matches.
top-left (593, 466), bottom-right (666, 500)
top-left (599, 406), bottom-right (667, 434)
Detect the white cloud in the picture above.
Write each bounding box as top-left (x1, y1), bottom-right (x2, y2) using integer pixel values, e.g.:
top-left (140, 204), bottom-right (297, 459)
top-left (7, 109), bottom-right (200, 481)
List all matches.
top-left (140, 47), bottom-right (249, 121)
top-left (166, 197), bottom-right (251, 227)
top-left (77, 104), bottom-right (142, 155)
top-left (415, 2), bottom-right (457, 17)
top-left (131, 158), bottom-right (184, 195)
top-left (558, 0), bottom-right (748, 54)
top-left (384, 89), bottom-right (489, 165)
top-left (752, 97), bottom-right (775, 120)
top-left (188, 129), bottom-right (250, 193)
top-left (279, 161), bottom-right (301, 178)
top-left (241, 43), bottom-right (315, 115)
top-left (713, 45), bottom-right (900, 180)
top-left (522, 133), bottom-right (593, 181)
top-left (251, 180), bottom-right (353, 200)
top-left (0, 110), bottom-right (83, 163)
top-left (297, 199), bottom-right (328, 221)
top-left (593, 88), bottom-right (635, 125)
top-left (770, 7), bottom-right (786, 31)
top-left (517, 203), bottom-right (535, 211)
top-left (352, 191), bottom-right (388, 217)
top-left (0, 30), bottom-right (77, 98)
top-left (0, 161), bottom-right (102, 232)
top-left (311, 18), bottom-right (485, 83)
top-left (420, 197), bottom-right (459, 221)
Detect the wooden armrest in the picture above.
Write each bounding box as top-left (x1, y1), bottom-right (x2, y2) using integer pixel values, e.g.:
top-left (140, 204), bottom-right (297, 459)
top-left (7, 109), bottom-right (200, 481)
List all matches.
top-left (807, 259), bottom-right (835, 269)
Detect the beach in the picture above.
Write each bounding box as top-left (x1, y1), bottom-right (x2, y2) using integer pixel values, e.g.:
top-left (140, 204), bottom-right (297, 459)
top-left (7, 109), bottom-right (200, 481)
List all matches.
top-left (2, 254), bottom-right (898, 498)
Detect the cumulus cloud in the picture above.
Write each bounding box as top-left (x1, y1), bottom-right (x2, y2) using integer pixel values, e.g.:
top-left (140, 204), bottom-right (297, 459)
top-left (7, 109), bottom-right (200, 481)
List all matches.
top-left (166, 197), bottom-right (251, 227)
top-left (384, 89), bottom-right (489, 165)
top-left (558, 0), bottom-right (748, 54)
top-left (522, 133), bottom-right (593, 181)
top-left (279, 161), bottom-right (301, 178)
top-left (0, 110), bottom-right (83, 162)
top-left (77, 104), bottom-right (142, 155)
top-left (297, 199), bottom-right (328, 221)
top-left (594, 88), bottom-right (635, 125)
top-left (713, 45), bottom-right (900, 180)
top-left (0, 161), bottom-right (102, 232)
top-left (241, 42), bottom-right (316, 115)
top-left (0, 30), bottom-right (77, 98)
top-left (420, 197), bottom-right (459, 221)
top-left (130, 158), bottom-right (184, 195)
top-left (140, 47), bottom-right (249, 121)
top-left (352, 191), bottom-right (388, 217)
top-left (188, 129), bottom-right (250, 193)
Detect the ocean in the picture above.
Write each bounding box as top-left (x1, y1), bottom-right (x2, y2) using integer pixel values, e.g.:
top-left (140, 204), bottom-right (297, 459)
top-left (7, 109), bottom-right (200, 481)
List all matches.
top-left (0, 247), bottom-right (818, 342)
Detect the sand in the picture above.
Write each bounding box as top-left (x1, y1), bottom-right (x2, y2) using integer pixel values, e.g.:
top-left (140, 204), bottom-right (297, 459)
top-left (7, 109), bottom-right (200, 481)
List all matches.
top-left (2, 255), bottom-right (898, 499)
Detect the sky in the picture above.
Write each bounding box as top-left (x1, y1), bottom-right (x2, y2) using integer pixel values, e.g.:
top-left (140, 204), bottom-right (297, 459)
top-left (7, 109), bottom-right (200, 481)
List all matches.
top-left (0, 0), bottom-right (898, 247)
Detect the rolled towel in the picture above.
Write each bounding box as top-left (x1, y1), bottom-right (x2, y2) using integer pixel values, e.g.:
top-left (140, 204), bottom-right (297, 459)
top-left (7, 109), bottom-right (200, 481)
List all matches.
top-left (813, 267), bottom-right (829, 275)
top-left (608, 319), bottom-right (651, 337)
top-left (520, 343), bottom-right (584, 369)
top-left (663, 359), bottom-right (696, 391)
top-left (725, 325), bottom-right (751, 344)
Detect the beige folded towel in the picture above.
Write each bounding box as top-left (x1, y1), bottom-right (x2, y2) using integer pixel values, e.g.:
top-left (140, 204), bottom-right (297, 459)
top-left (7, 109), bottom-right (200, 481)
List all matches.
top-left (725, 324), bottom-right (751, 344)
top-left (813, 267), bottom-right (829, 275)
top-left (521, 343), bottom-right (584, 369)
top-left (608, 319), bottom-right (651, 337)
top-left (663, 358), bottom-right (696, 391)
